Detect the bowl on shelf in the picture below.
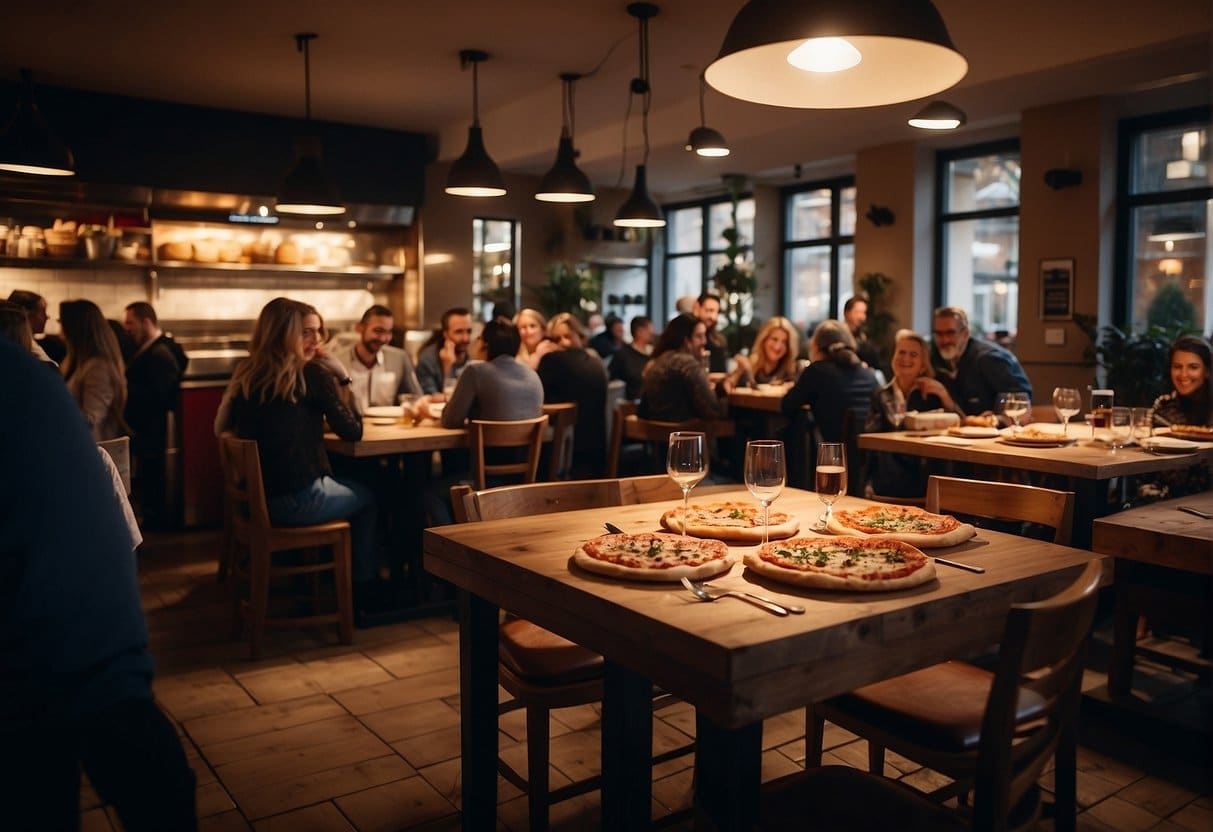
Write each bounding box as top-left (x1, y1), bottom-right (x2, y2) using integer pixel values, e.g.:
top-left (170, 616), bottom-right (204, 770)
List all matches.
top-left (44, 229), bottom-right (78, 258)
top-left (83, 234), bottom-right (117, 260)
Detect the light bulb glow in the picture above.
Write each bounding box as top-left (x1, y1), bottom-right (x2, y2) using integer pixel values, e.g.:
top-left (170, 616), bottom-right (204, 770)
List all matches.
top-left (786, 37), bottom-right (862, 73)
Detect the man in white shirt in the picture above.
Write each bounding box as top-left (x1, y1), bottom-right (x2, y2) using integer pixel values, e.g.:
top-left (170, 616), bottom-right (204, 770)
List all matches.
top-left (331, 305), bottom-right (422, 412)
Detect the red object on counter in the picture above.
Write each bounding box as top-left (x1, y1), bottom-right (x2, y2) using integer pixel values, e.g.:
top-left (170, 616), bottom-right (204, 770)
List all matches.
top-left (180, 384), bottom-right (225, 528)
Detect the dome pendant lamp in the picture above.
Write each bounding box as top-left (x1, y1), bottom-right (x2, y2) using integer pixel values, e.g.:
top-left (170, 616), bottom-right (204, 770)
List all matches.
top-left (704, 0), bottom-right (968, 109)
top-left (685, 73), bottom-right (730, 157)
top-left (908, 100), bottom-right (966, 130)
top-left (536, 73), bottom-right (595, 203)
top-left (275, 33), bottom-right (345, 216)
top-left (614, 3), bottom-right (666, 229)
top-left (445, 50), bottom-right (507, 198)
top-left (0, 68), bottom-right (75, 177)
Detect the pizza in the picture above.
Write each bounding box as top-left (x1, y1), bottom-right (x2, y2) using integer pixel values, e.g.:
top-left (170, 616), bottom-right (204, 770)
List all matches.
top-left (963, 414), bottom-right (999, 427)
top-left (659, 501), bottom-right (800, 543)
top-left (572, 532), bottom-right (736, 582)
top-left (1164, 424), bottom-right (1213, 441)
top-left (825, 505), bottom-right (975, 548)
top-left (744, 536), bottom-right (936, 591)
top-left (1010, 426), bottom-right (1068, 442)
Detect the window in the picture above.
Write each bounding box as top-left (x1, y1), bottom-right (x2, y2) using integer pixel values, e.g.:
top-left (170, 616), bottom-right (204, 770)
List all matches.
top-left (782, 179), bottom-right (855, 334)
top-left (1115, 109), bottom-right (1211, 331)
top-left (471, 218), bottom-right (518, 322)
top-left (936, 142), bottom-right (1020, 338)
top-left (663, 195), bottom-right (755, 307)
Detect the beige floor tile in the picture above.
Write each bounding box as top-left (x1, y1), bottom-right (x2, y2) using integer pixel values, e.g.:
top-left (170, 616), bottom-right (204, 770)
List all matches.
top-left (79, 808), bottom-right (114, 832)
top-left (1145, 821), bottom-right (1189, 832)
top-left (762, 708), bottom-right (806, 749)
top-left (155, 668), bottom-right (256, 722)
top-left (235, 653), bottom-right (394, 703)
top-left (823, 739), bottom-right (900, 778)
top-left (760, 747), bottom-right (803, 782)
top-left (1085, 796), bottom-right (1164, 832)
top-left (496, 790), bottom-right (601, 832)
top-left (652, 766), bottom-right (694, 814)
top-left (217, 723), bottom-right (395, 797)
top-left (418, 757), bottom-right (525, 810)
top-left (548, 727), bottom-right (603, 783)
top-left (335, 774), bottom-right (458, 831)
top-left (496, 741), bottom-right (575, 796)
top-left (185, 694), bottom-right (347, 748)
top-left (898, 766), bottom-right (956, 795)
top-left (196, 780), bottom-right (237, 818)
top-left (1165, 798), bottom-right (1213, 831)
top-left (205, 714), bottom-right (375, 767)
top-left (392, 724), bottom-right (464, 768)
top-left (359, 698), bottom-right (461, 744)
top-left (416, 617), bottom-right (461, 644)
top-left (252, 801), bottom-right (355, 831)
top-left (198, 809), bottom-right (253, 831)
top-left (1040, 767), bottom-right (1128, 809)
top-left (334, 668), bottom-right (461, 715)
top-left (548, 702), bottom-right (602, 733)
top-left (1076, 745), bottom-right (1146, 788)
top-left (236, 755), bottom-right (413, 820)
top-left (363, 640), bottom-right (459, 678)
top-left (496, 703), bottom-right (577, 744)
top-left (776, 736), bottom-right (806, 764)
top-left (1118, 776), bottom-right (1198, 818)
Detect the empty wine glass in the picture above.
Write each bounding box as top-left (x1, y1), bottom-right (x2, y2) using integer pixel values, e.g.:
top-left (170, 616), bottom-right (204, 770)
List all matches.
top-left (745, 440), bottom-right (786, 546)
top-left (884, 396), bottom-right (907, 430)
top-left (815, 442), bottom-right (847, 531)
top-left (1108, 407), bottom-right (1132, 453)
top-left (1002, 391), bottom-right (1030, 432)
top-left (667, 432), bottom-right (708, 540)
top-left (1052, 387), bottom-right (1081, 437)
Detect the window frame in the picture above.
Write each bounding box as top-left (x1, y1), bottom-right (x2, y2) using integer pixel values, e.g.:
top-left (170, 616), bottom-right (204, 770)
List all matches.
top-left (662, 192), bottom-right (754, 301)
top-left (780, 175), bottom-right (855, 320)
top-left (471, 215), bottom-right (520, 323)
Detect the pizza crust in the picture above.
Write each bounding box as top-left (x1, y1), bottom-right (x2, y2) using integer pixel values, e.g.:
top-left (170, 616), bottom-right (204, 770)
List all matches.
top-left (826, 512), bottom-right (975, 549)
top-left (660, 502), bottom-right (801, 543)
top-left (571, 536), bottom-right (737, 582)
top-left (743, 551), bottom-right (937, 591)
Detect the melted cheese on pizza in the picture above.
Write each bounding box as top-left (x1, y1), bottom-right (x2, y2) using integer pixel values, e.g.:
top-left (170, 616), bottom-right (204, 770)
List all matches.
top-left (760, 539), bottom-right (925, 581)
top-left (586, 534), bottom-right (728, 569)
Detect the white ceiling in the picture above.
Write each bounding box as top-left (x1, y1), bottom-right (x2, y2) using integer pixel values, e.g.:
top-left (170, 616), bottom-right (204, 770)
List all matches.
top-left (4, 1), bottom-right (1210, 198)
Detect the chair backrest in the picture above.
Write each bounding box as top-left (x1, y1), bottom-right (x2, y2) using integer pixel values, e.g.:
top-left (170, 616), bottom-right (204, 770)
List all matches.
top-left (97, 436), bottom-right (131, 495)
top-left (541, 402), bottom-right (578, 480)
top-left (973, 559), bottom-right (1104, 831)
top-left (925, 475), bottom-right (1075, 546)
top-left (607, 398), bottom-right (736, 477)
top-left (450, 473), bottom-right (689, 524)
top-left (605, 379), bottom-right (626, 443)
top-left (218, 435), bottom-right (272, 540)
top-left (616, 473), bottom-right (685, 504)
top-left (467, 415), bottom-right (549, 490)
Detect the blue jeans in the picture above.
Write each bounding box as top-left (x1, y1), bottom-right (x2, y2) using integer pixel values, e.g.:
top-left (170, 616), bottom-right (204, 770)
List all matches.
top-left (267, 476), bottom-right (378, 582)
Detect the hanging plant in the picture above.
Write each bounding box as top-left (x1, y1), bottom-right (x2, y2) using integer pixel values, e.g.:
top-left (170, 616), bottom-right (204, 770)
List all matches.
top-left (711, 176), bottom-right (757, 352)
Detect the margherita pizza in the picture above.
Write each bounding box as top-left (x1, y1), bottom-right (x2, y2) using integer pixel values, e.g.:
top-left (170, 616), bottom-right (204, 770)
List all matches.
top-left (744, 536), bottom-right (936, 591)
top-left (659, 501), bottom-right (800, 543)
top-left (825, 504), bottom-right (975, 548)
top-left (1164, 424), bottom-right (1213, 441)
top-left (572, 532), bottom-right (736, 582)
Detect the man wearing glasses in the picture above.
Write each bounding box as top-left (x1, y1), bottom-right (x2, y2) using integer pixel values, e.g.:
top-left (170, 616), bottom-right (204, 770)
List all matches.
top-left (930, 306), bottom-right (1032, 415)
top-left (331, 305), bottom-right (422, 413)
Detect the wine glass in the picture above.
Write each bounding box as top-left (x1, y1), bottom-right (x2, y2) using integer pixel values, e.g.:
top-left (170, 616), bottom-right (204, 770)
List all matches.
top-left (815, 442), bottom-right (847, 531)
top-left (1108, 407), bottom-right (1133, 453)
top-left (1002, 391), bottom-right (1030, 433)
top-left (667, 432), bottom-right (708, 540)
top-left (745, 440), bottom-right (786, 546)
top-left (884, 396), bottom-right (907, 431)
top-left (1052, 387), bottom-right (1081, 437)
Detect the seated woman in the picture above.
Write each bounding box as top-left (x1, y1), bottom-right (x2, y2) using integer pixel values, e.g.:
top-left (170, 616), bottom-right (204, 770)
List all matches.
top-left (219, 298), bottom-right (378, 605)
top-left (60, 299), bottom-right (130, 441)
top-left (729, 315), bottom-right (800, 387)
top-left (638, 314), bottom-right (729, 422)
top-left (864, 330), bottom-right (961, 497)
top-left (1141, 334), bottom-right (1213, 501)
top-left (514, 307), bottom-right (558, 370)
top-left (538, 313), bottom-right (608, 478)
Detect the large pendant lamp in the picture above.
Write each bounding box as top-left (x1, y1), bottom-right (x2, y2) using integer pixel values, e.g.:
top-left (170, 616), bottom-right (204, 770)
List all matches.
top-left (685, 73), bottom-right (730, 157)
top-left (535, 73), bottom-right (595, 203)
top-left (275, 33), bottom-right (344, 216)
top-left (908, 100), bottom-right (966, 130)
top-left (614, 3), bottom-right (666, 229)
top-left (704, 0), bottom-right (967, 109)
top-left (445, 50), bottom-right (507, 198)
top-left (0, 69), bottom-right (75, 177)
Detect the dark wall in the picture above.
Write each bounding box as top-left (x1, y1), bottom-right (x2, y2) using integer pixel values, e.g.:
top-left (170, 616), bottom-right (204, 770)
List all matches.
top-left (0, 80), bottom-right (435, 207)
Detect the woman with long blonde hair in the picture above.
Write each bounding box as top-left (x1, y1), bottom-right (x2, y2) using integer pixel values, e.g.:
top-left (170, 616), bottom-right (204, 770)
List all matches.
top-left (732, 316), bottom-right (800, 386)
top-left (514, 307), bottom-right (557, 369)
top-left (223, 298), bottom-right (379, 606)
top-left (60, 299), bottom-right (129, 440)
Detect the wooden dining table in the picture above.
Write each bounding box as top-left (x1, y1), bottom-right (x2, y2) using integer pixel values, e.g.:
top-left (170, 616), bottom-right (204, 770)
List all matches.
top-left (423, 487), bottom-right (1107, 831)
top-left (323, 418), bottom-right (468, 456)
top-left (1092, 490), bottom-right (1213, 696)
top-left (858, 428), bottom-right (1213, 548)
top-left (727, 384), bottom-right (789, 414)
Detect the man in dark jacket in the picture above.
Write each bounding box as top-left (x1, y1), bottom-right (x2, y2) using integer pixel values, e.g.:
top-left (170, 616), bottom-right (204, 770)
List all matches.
top-left (930, 306), bottom-right (1032, 415)
top-left (123, 302), bottom-right (189, 529)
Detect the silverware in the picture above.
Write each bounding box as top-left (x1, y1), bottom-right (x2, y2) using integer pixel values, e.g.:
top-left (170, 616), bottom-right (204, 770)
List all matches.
top-left (604, 522), bottom-right (625, 534)
top-left (934, 557), bottom-right (985, 574)
top-left (1177, 505), bottom-right (1213, 519)
top-left (681, 577), bottom-right (797, 616)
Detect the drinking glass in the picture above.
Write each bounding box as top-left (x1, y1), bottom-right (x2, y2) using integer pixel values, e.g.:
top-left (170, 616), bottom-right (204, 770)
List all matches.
top-left (1108, 407), bottom-right (1132, 452)
top-left (1090, 389), bottom-right (1114, 435)
top-left (815, 442), bottom-right (847, 530)
top-left (884, 396), bottom-right (907, 430)
top-left (1052, 387), bottom-right (1081, 436)
top-left (398, 393), bottom-right (422, 425)
top-left (745, 440), bottom-right (786, 546)
top-left (667, 432), bottom-right (708, 540)
top-left (1131, 407), bottom-right (1153, 445)
top-left (1001, 391), bottom-right (1030, 432)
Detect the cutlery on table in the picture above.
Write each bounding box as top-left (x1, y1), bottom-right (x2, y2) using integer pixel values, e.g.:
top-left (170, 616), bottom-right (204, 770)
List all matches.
top-left (604, 522), bottom-right (625, 534)
top-left (1176, 505), bottom-right (1213, 519)
top-left (681, 577), bottom-right (802, 616)
top-left (934, 557), bottom-right (985, 574)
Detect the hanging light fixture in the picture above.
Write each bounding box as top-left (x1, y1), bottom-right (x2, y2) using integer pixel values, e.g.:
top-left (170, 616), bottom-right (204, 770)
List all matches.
top-left (704, 0), bottom-right (967, 109)
top-left (685, 73), bottom-right (730, 157)
top-left (1148, 216), bottom-right (1206, 243)
top-left (535, 73), bottom-right (595, 203)
top-left (614, 3), bottom-right (666, 229)
top-left (0, 69), bottom-right (75, 177)
top-left (445, 50), bottom-right (507, 198)
top-left (275, 33), bottom-right (344, 216)
top-left (908, 100), bottom-right (966, 130)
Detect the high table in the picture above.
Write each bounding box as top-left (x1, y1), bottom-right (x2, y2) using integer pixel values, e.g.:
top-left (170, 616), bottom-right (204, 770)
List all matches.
top-left (423, 487), bottom-right (1106, 831)
top-left (858, 429), bottom-right (1213, 548)
top-left (1092, 491), bottom-right (1213, 696)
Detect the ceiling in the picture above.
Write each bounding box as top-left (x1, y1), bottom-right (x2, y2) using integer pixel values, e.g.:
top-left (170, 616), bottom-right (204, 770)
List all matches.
top-left (4, 1), bottom-right (1211, 199)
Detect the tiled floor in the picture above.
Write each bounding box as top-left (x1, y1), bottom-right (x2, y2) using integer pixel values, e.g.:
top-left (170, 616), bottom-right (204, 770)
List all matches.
top-left (81, 530), bottom-right (1211, 831)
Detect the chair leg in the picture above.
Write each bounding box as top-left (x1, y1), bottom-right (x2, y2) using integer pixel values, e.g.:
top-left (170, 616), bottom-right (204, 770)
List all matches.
top-left (334, 531), bottom-right (354, 645)
top-left (525, 704), bottom-right (551, 832)
top-left (805, 706), bottom-right (826, 767)
top-left (867, 742), bottom-right (886, 774)
top-left (248, 548), bottom-right (270, 660)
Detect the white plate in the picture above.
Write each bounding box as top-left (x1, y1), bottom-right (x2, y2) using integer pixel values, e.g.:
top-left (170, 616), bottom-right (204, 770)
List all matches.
top-left (1142, 436), bottom-right (1199, 453)
top-left (363, 405), bottom-right (400, 418)
top-left (429, 402), bottom-right (446, 416)
top-left (369, 418), bottom-right (397, 426)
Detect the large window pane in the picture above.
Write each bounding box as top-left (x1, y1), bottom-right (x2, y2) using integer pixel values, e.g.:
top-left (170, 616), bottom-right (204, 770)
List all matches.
top-left (787, 245), bottom-right (832, 334)
top-left (668, 256), bottom-right (703, 307)
top-left (836, 242), bottom-right (855, 313)
top-left (708, 198), bottom-right (755, 249)
top-left (472, 218), bottom-right (516, 323)
top-left (1128, 200), bottom-right (1210, 329)
top-left (945, 151), bottom-right (1021, 213)
top-left (787, 188), bottom-right (832, 241)
top-left (941, 216), bottom-right (1020, 336)
top-left (839, 186), bottom-right (857, 236)
top-left (1132, 125), bottom-right (1209, 194)
top-left (666, 206), bottom-right (702, 254)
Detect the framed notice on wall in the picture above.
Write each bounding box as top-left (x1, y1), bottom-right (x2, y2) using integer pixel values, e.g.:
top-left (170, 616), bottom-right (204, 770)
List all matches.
top-left (1040, 258), bottom-right (1074, 320)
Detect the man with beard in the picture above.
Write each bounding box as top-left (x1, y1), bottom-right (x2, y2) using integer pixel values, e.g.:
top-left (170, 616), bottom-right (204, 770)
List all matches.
top-left (331, 305), bottom-right (421, 412)
top-left (693, 292), bottom-right (730, 373)
top-left (416, 307), bottom-right (473, 395)
top-left (843, 293), bottom-right (886, 378)
top-left (930, 306), bottom-right (1032, 415)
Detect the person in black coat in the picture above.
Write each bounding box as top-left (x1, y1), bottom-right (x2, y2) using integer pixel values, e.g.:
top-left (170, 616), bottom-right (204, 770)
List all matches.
top-left (539, 313), bottom-right (609, 478)
top-left (929, 306), bottom-right (1032, 415)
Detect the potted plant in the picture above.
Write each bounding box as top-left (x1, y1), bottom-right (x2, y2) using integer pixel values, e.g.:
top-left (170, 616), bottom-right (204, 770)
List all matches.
top-left (536, 262), bottom-right (602, 321)
top-left (856, 271), bottom-right (897, 360)
top-left (711, 176), bottom-right (757, 353)
top-left (1075, 310), bottom-right (1196, 406)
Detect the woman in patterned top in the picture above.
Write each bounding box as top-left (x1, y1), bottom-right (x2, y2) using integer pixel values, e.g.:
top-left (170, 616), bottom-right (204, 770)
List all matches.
top-left (1151, 334), bottom-right (1213, 428)
top-left (639, 314), bottom-right (729, 422)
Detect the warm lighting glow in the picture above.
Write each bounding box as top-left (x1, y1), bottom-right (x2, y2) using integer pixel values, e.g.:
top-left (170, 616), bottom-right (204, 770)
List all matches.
top-left (258, 205), bottom-right (269, 217)
top-left (347, 220), bottom-right (357, 229)
top-left (786, 37), bottom-right (861, 73)
top-left (424, 252), bottom-right (455, 266)
top-left (483, 241), bottom-right (511, 253)
top-left (1159, 258), bottom-right (1184, 275)
top-left (1165, 240), bottom-right (1175, 252)
top-left (993, 281), bottom-right (1008, 296)
top-left (315, 222), bottom-right (324, 230)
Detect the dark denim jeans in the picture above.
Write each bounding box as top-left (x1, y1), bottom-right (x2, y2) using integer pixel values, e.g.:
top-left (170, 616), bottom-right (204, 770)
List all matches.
top-left (267, 475), bottom-right (377, 582)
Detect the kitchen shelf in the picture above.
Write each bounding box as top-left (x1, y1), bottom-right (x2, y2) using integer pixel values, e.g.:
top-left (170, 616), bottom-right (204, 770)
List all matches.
top-left (0, 255), bottom-right (150, 270)
top-left (153, 260), bottom-right (402, 278)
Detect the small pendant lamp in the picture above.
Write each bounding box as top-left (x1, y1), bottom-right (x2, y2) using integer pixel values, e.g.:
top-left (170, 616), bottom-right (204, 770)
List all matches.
top-left (275, 33), bottom-right (345, 216)
top-left (614, 3), bottom-right (666, 229)
top-left (536, 73), bottom-right (595, 203)
top-left (685, 73), bottom-right (730, 157)
top-left (908, 100), bottom-right (966, 130)
top-left (0, 69), bottom-right (75, 177)
top-left (445, 50), bottom-right (507, 198)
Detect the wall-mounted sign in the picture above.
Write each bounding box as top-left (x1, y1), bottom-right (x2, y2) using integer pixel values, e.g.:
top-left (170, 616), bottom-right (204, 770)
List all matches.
top-left (1040, 258), bottom-right (1074, 321)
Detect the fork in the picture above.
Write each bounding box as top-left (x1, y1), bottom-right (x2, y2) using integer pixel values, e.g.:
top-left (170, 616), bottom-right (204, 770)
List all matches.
top-left (680, 577), bottom-right (803, 615)
top-left (1177, 505), bottom-right (1213, 519)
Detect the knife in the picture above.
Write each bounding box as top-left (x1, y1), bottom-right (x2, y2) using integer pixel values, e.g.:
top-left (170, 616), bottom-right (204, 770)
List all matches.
top-left (1177, 505), bottom-right (1213, 519)
top-left (934, 557), bottom-right (985, 574)
top-left (604, 522), bottom-right (625, 534)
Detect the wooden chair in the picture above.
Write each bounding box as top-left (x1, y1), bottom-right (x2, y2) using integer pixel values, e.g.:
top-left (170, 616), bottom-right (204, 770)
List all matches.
top-left (467, 415), bottom-right (548, 490)
top-left (768, 560), bottom-right (1104, 832)
top-left (448, 474), bottom-right (692, 832)
top-left (218, 436), bottom-right (353, 659)
top-left (98, 435), bottom-right (131, 495)
top-left (806, 477), bottom-right (1079, 814)
top-left (541, 402), bottom-right (577, 480)
top-left (606, 400), bottom-right (736, 477)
